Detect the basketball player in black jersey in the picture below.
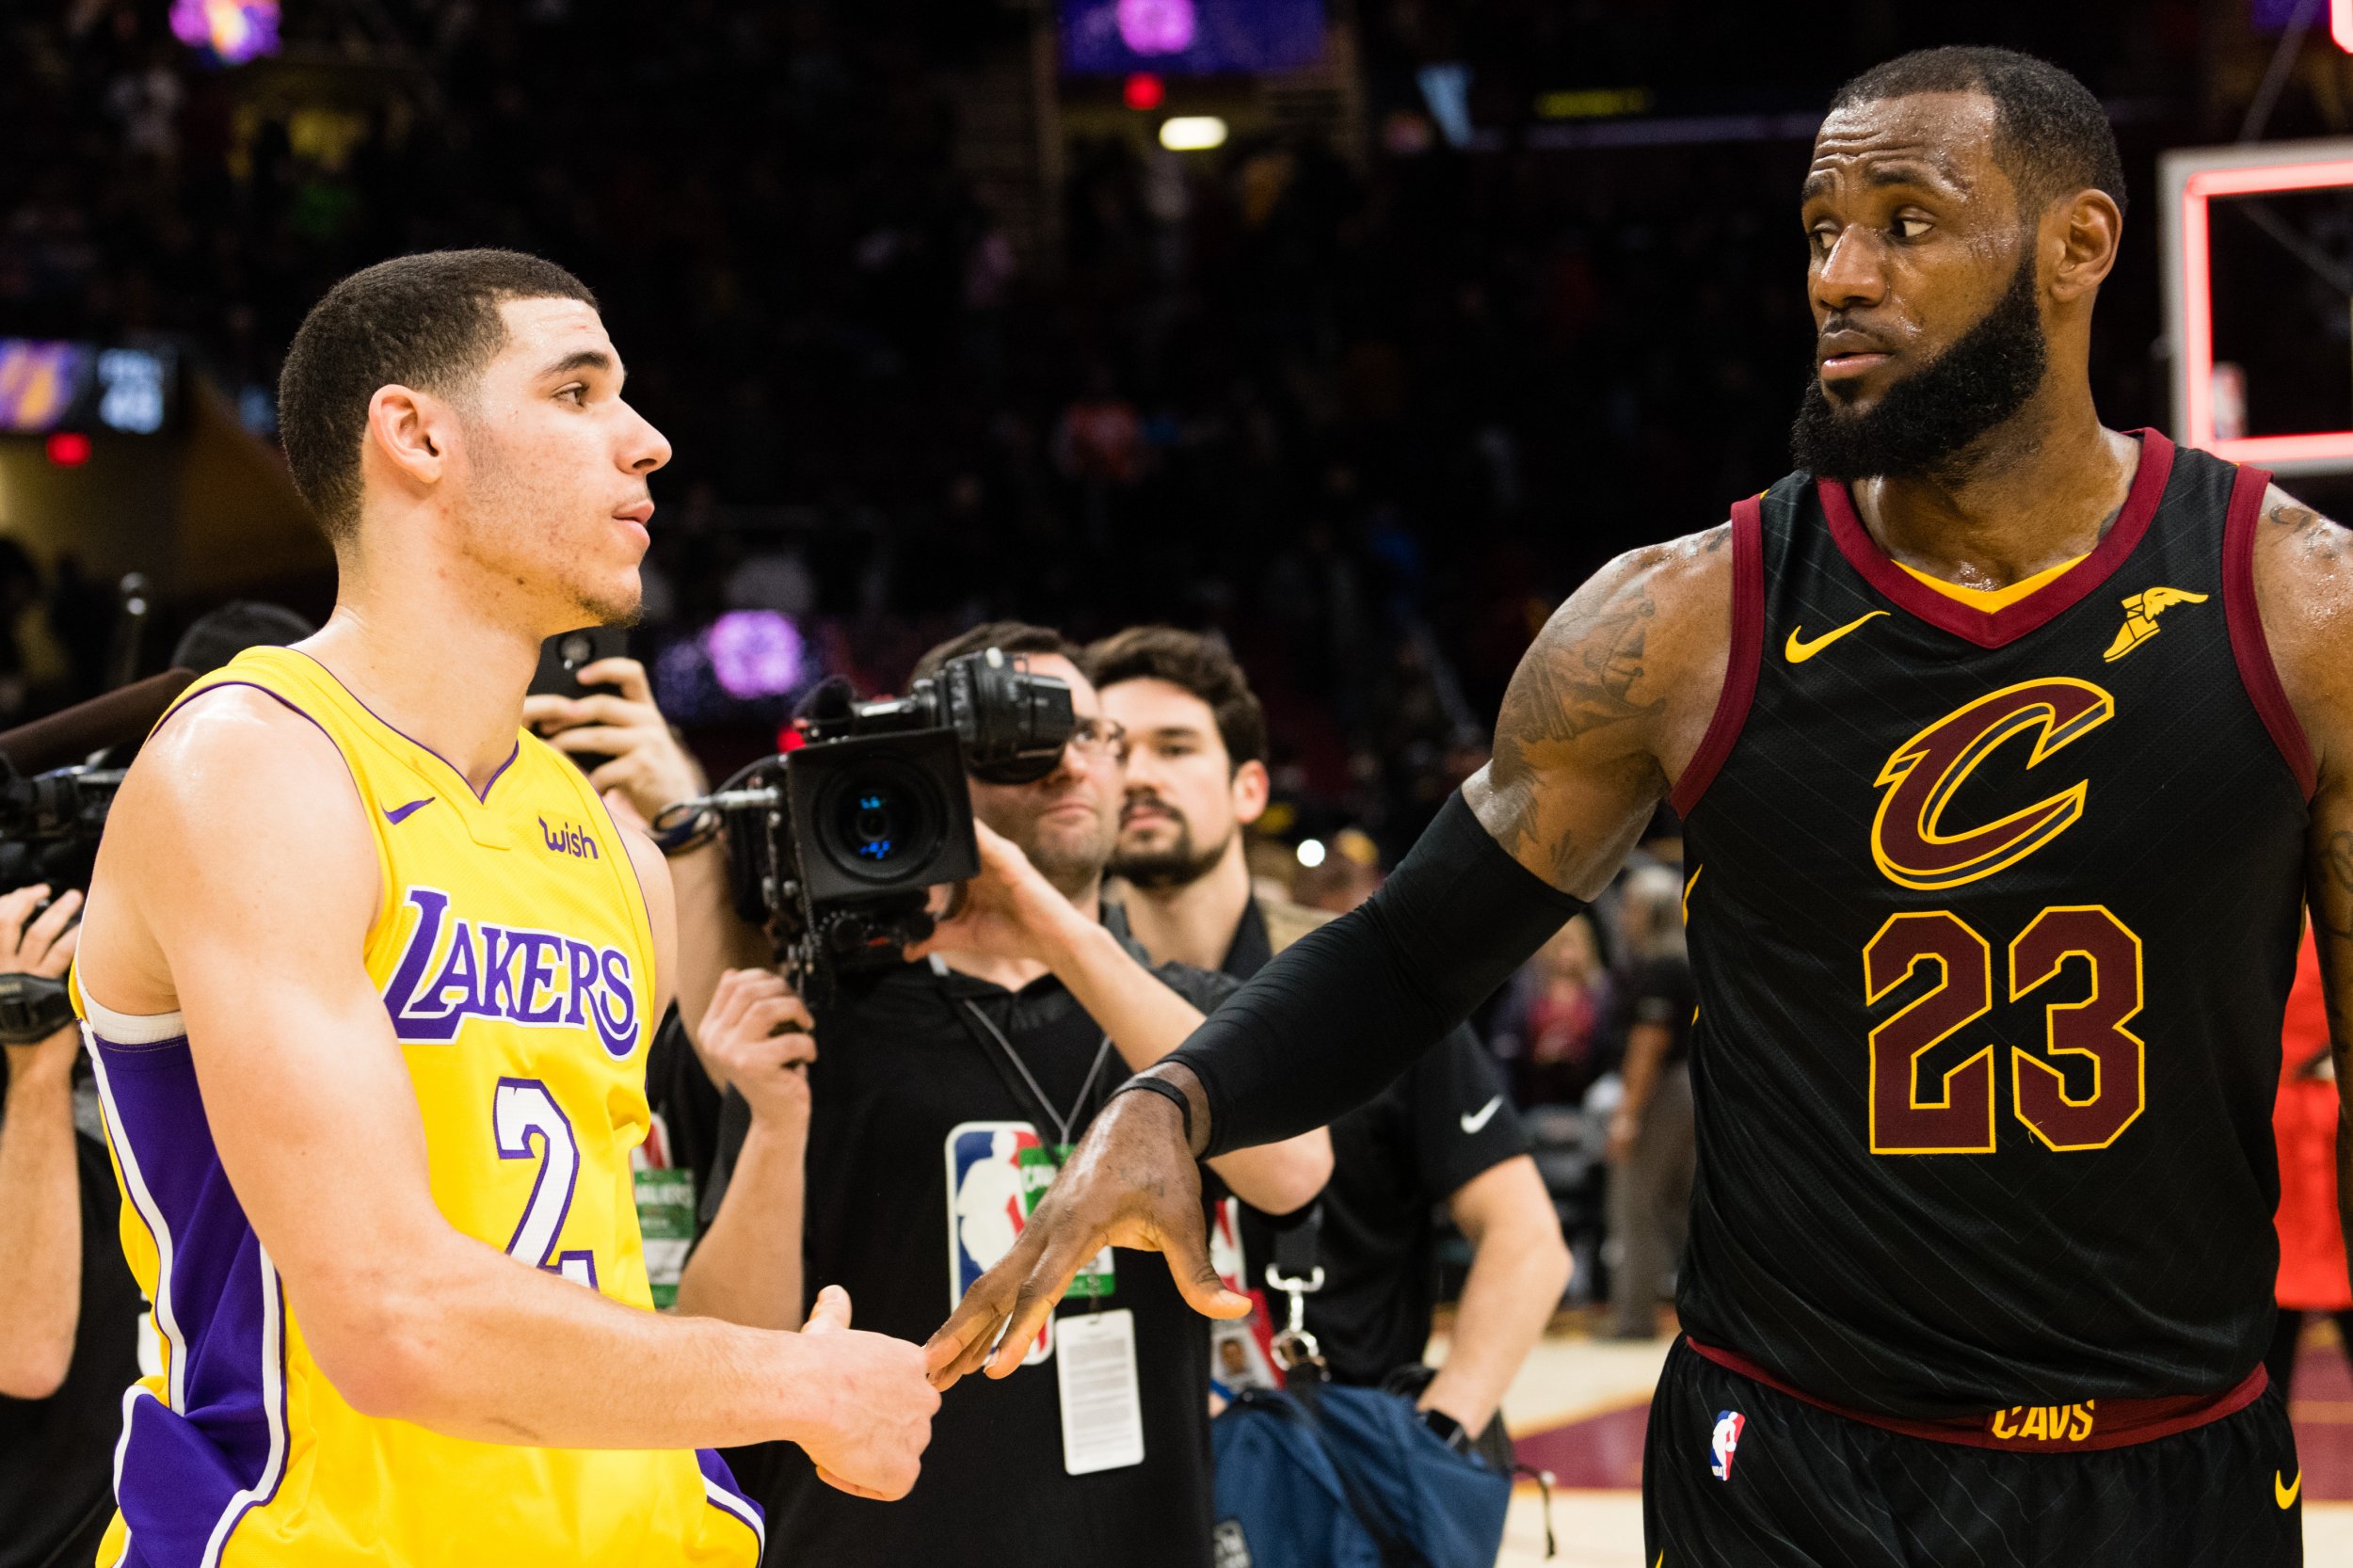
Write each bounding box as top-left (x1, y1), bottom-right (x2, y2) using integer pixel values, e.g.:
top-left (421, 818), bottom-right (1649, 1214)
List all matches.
top-left (929, 47), bottom-right (2353, 1564)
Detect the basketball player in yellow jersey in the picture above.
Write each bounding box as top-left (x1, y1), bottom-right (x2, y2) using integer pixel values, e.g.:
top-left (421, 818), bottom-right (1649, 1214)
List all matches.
top-left (70, 249), bottom-right (938, 1568)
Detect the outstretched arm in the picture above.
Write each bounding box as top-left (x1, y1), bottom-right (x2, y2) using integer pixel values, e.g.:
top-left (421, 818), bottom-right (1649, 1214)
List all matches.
top-left (76, 690), bottom-right (936, 1496)
top-left (926, 527), bottom-right (1733, 1384)
top-left (2257, 491), bottom-right (2353, 1270)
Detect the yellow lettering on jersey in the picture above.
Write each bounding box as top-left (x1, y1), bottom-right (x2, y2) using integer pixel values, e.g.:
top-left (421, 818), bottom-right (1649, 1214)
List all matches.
top-left (2068, 1403), bottom-right (2096, 1441)
top-left (1989, 1408), bottom-right (2018, 1439)
top-left (2020, 1406), bottom-right (2049, 1440)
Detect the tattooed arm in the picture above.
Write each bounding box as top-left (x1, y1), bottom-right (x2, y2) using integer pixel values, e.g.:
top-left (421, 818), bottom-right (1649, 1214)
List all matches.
top-left (1465, 528), bottom-right (1733, 893)
top-left (926, 530), bottom-right (1735, 1383)
top-left (2254, 488), bottom-right (2353, 1269)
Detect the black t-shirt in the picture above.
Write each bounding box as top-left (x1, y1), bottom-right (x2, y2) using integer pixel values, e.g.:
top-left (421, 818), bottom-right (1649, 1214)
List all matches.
top-left (1224, 900), bottom-right (1530, 1386)
top-left (703, 920), bottom-right (1238, 1568)
top-left (1612, 953), bottom-right (1696, 1066)
top-left (0, 1065), bottom-right (144, 1568)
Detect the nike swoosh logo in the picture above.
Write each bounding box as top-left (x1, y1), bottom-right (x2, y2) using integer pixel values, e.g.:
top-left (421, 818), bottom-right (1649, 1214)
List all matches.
top-left (1785, 610), bottom-right (1888, 664)
top-left (384, 798), bottom-right (435, 825)
top-left (2278, 1468), bottom-right (2301, 1509)
top-left (1460, 1096), bottom-right (1505, 1134)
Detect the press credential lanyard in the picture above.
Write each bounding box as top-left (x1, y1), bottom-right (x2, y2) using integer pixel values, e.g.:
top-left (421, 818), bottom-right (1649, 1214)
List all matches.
top-left (937, 959), bottom-right (1118, 1300)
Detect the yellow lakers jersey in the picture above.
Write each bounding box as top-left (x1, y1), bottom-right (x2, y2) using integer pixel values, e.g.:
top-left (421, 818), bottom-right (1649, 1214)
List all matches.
top-left (72, 647), bottom-right (762, 1567)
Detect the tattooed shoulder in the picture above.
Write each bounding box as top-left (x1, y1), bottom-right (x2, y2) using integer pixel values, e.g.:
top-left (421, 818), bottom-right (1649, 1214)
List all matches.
top-left (2265, 488), bottom-right (2350, 564)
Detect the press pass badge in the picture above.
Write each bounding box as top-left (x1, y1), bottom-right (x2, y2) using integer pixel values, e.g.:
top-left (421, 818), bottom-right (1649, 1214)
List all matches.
top-left (632, 1163), bottom-right (696, 1310)
top-left (1056, 1308), bottom-right (1146, 1475)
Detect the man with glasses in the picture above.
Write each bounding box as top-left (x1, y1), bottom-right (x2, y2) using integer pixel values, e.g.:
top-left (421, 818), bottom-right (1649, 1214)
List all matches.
top-left (680, 622), bottom-right (1330, 1568)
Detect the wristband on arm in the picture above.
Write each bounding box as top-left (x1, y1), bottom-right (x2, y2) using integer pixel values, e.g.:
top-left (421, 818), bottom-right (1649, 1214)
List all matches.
top-left (1169, 791), bottom-right (1587, 1158)
top-left (1110, 1073), bottom-right (1196, 1153)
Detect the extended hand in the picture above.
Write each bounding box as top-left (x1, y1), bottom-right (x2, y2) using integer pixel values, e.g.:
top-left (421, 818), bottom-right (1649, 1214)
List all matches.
top-left (798, 1287), bottom-right (939, 1500)
top-left (904, 819), bottom-right (1087, 968)
top-left (922, 1080), bottom-right (1249, 1389)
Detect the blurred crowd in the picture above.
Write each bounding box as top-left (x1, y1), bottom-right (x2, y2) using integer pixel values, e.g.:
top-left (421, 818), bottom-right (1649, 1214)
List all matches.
top-left (2, 0), bottom-right (2204, 852)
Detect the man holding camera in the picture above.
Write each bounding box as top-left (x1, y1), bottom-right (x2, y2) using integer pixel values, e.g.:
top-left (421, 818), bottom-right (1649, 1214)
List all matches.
top-left (1091, 627), bottom-right (1569, 1457)
top-left (678, 621), bottom-right (1332, 1568)
top-left (1, 883), bottom-right (145, 1568)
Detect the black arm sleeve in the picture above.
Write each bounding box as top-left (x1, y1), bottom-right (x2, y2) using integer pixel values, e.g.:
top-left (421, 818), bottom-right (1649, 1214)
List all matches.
top-left (1170, 791), bottom-right (1586, 1156)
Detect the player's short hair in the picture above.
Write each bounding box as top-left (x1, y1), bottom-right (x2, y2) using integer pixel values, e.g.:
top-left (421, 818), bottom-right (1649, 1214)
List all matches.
top-left (907, 620), bottom-right (1082, 687)
top-left (1829, 47), bottom-right (2127, 220)
top-left (1083, 625), bottom-right (1267, 771)
top-left (278, 249), bottom-right (599, 545)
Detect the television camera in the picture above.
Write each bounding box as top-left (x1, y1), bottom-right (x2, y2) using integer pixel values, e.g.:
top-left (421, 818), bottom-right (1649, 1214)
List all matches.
top-left (680, 648), bottom-right (1076, 1000)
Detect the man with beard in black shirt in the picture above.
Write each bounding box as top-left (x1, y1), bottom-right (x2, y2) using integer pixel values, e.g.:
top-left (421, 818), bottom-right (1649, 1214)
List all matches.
top-left (680, 622), bottom-right (1329, 1568)
top-left (1092, 627), bottom-right (1568, 1455)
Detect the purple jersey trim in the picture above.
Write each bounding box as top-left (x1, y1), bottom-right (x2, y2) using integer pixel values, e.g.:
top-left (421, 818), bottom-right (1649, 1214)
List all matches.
top-left (288, 648), bottom-right (520, 805)
top-left (697, 1448), bottom-right (767, 1562)
top-left (88, 1030), bottom-right (290, 1568)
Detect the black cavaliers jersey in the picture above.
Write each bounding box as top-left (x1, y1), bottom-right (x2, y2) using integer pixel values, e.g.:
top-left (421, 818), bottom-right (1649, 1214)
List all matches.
top-left (1672, 430), bottom-right (2312, 1419)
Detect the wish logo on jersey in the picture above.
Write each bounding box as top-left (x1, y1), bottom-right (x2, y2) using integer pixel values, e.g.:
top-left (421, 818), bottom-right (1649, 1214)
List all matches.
top-left (380, 886), bottom-right (639, 1055)
top-left (946, 1121), bottom-right (1058, 1365)
top-left (1709, 1410), bottom-right (1745, 1480)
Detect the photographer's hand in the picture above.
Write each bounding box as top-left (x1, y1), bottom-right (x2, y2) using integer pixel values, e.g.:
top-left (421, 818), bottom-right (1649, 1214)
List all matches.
top-left (0, 883), bottom-right (83, 1399)
top-left (699, 969), bottom-right (815, 1134)
top-left (924, 1066), bottom-right (1248, 1390)
top-left (904, 820), bottom-right (1091, 969)
top-left (0, 883), bottom-right (83, 1080)
top-left (522, 657), bottom-right (706, 824)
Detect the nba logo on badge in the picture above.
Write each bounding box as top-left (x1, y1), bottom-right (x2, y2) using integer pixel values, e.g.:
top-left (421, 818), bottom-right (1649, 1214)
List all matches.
top-left (945, 1121), bottom-right (1057, 1364)
top-left (1709, 1410), bottom-right (1745, 1480)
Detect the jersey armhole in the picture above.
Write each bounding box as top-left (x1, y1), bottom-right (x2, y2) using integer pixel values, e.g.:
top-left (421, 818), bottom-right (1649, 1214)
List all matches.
top-left (1669, 497), bottom-right (1766, 819)
top-left (2221, 464), bottom-right (2318, 802)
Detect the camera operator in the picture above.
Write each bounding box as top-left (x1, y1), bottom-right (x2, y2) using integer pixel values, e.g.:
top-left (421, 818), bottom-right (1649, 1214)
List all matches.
top-left (1, 883), bottom-right (143, 1568)
top-left (679, 622), bottom-right (1332, 1568)
top-left (1090, 627), bottom-right (1570, 1455)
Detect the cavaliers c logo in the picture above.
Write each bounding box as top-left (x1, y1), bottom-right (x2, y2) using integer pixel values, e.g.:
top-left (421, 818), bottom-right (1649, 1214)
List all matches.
top-left (1870, 679), bottom-right (2116, 891)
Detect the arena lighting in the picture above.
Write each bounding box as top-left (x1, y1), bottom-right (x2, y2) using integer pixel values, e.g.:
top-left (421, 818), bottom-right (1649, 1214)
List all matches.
top-left (1159, 115), bottom-right (1227, 152)
top-left (2337, 0), bottom-right (2353, 52)
top-left (1296, 838), bottom-right (1327, 869)
top-left (2162, 141), bottom-right (2353, 473)
top-left (45, 432), bottom-right (90, 467)
top-left (1123, 72), bottom-right (1165, 111)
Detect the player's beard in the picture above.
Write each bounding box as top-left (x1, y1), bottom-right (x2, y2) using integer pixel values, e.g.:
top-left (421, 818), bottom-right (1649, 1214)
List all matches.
top-left (1790, 246), bottom-right (2048, 482)
top-left (1111, 794), bottom-right (1231, 890)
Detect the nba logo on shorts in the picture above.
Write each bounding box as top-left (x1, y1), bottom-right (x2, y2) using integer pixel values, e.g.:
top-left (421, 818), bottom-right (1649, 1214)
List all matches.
top-left (1709, 1410), bottom-right (1745, 1480)
top-left (945, 1121), bottom-right (1057, 1365)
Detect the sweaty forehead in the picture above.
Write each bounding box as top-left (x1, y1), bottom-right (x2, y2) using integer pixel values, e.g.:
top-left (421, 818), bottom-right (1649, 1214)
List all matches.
top-left (1805, 90), bottom-right (2003, 202)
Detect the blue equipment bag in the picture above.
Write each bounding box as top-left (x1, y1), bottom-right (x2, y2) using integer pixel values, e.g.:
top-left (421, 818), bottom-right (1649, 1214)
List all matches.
top-left (1209, 1376), bottom-right (1512, 1568)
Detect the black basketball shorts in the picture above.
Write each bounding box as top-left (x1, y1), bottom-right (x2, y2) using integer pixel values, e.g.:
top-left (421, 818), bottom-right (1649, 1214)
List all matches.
top-left (1643, 1336), bottom-right (2302, 1567)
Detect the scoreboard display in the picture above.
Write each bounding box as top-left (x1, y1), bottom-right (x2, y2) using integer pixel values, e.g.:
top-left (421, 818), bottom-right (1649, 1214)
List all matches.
top-left (1060, 0), bottom-right (1324, 76)
top-left (0, 341), bottom-right (178, 437)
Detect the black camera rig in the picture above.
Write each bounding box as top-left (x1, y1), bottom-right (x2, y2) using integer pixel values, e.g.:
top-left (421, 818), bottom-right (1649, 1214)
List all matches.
top-left (683, 648), bottom-right (1076, 1000)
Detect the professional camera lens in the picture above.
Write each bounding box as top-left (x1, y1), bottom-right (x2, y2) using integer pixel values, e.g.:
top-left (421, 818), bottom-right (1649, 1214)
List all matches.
top-left (810, 758), bottom-right (950, 886)
top-left (838, 779), bottom-right (913, 867)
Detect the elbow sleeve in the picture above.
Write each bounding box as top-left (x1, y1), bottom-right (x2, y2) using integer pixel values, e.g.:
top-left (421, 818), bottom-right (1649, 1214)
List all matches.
top-left (1171, 792), bottom-right (1586, 1156)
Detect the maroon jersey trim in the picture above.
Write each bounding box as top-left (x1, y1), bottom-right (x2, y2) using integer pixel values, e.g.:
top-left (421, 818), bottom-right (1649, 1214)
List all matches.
top-left (1670, 498), bottom-right (1765, 818)
top-left (2221, 461), bottom-right (2316, 801)
top-left (1684, 1336), bottom-right (2270, 1452)
top-left (1818, 429), bottom-right (2177, 650)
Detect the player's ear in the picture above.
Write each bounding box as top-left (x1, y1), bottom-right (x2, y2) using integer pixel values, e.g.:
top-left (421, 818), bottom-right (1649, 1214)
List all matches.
top-left (2046, 187), bottom-right (2121, 304)
top-left (1231, 759), bottom-right (1272, 824)
top-left (363, 383), bottom-right (452, 496)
